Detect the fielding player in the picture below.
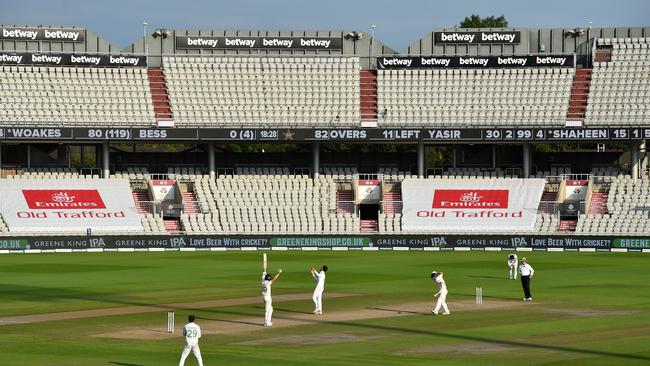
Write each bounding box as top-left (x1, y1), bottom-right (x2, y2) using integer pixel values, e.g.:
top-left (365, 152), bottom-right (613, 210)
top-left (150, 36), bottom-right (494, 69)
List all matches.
top-left (507, 253), bottom-right (518, 280)
top-left (178, 315), bottom-right (203, 366)
top-left (431, 271), bottom-right (450, 315)
top-left (519, 258), bottom-right (535, 301)
top-left (262, 267), bottom-right (282, 326)
top-left (310, 265), bottom-right (328, 315)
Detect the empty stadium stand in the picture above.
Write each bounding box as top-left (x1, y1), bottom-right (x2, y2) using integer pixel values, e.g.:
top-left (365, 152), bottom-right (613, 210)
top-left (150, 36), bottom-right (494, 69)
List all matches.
top-left (163, 56), bottom-right (361, 127)
top-left (0, 66), bottom-right (155, 126)
top-left (585, 37), bottom-right (650, 125)
top-left (377, 68), bottom-right (573, 126)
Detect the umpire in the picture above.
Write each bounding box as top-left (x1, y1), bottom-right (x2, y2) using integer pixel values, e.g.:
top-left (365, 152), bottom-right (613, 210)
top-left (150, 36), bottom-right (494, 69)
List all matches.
top-left (519, 258), bottom-right (535, 301)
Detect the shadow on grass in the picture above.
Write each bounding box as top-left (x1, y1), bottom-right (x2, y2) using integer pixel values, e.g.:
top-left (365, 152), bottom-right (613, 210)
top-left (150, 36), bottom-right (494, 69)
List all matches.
top-left (366, 307), bottom-right (429, 316)
top-left (196, 316), bottom-right (261, 327)
top-left (108, 362), bottom-right (144, 366)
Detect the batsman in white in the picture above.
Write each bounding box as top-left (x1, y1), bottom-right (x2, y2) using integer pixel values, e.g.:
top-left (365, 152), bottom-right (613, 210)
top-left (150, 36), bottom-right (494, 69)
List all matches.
top-left (431, 271), bottom-right (450, 315)
top-left (262, 254), bottom-right (282, 326)
top-left (178, 315), bottom-right (203, 366)
top-left (310, 265), bottom-right (328, 315)
top-left (507, 253), bottom-right (518, 280)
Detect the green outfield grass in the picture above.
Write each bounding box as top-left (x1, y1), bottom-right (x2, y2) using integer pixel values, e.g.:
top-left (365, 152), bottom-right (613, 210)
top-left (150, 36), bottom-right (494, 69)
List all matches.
top-left (0, 250), bottom-right (649, 366)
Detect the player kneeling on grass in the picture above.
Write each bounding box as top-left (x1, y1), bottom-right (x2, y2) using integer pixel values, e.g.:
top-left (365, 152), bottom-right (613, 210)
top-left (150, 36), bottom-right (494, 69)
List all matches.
top-left (178, 315), bottom-right (203, 366)
top-left (431, 271), bottom-right (450, 315)
top-left (262, 268), bottom-right (282, 326)
top-left (310, 265), bottom-right (328, 315)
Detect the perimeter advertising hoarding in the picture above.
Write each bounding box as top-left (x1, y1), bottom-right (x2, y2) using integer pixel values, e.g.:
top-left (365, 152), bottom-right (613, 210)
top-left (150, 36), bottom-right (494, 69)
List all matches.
top-left (0, 179), bottom-right (143, 233)
top-left (0, 234), bottom-right (643, 250)
top-left (401, 178), bottom-right (546, 232)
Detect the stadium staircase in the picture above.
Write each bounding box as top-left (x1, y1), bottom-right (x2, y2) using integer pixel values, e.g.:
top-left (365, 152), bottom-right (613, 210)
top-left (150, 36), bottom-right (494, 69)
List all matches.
top-left (181, 192), bottom-right (200, 214)
top-left (360, 219), bottom-right (379, 233)
top-left (336, 190), bottom-right (355, 214)
top-left (132, 190), bottom-right (151, 214)
top-left (163, 218), bottom-right (183, 234)
top-left (538, 186), bottom-right (559, 214)
top-left (566, 68), bottom-right (592, 120)
top-left (559, 219), bottom-right (578, 232)
top-left (382, 186), bottom-right (403, 214)
top-left (360, 70), bottom-right (378, 121)
top-left (587, 188), bottom-right (610, 215)
top-left (147, 68), bottom-right (173, 121)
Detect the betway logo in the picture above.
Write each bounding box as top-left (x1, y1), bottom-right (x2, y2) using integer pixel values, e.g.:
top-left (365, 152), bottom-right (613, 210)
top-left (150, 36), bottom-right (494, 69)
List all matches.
top-left (421, 57), bottom-right (450, 66)
top-left (22, 190), bottom-right (106, 209)
top-left (381, 58), bottom-right (412, 67)
top-left (482, 32), bottom-right (516, 43)
top-left (43, 30), bottom-right (82, 41)
top-left (498, 57), bottom-right (527, 66)
top-left (262, 38), bottom-right (293, 48)
top-left (537, 56), bottom-right (568, 66)
top-left (459, 57), bottom-right (489, 66)
top-left (187, 37), bottom-right (218, 47)
top-left (301, 38), bottom-right (331, 48)
top-left (432, 189), bottom-right (509, 209)
top-left (109, 56), bottom-right (140, 66)
top-left (31, 54), bottom-right (62, 64)
top-left (225, 38), bottom-right (256, 47)
top-left (0, 54), bottom-right (23, 63)
top-left (440, 32), bottom-right (475, 43)
top-left (71, 55), bottom-right (101, 65)
top-left (2, 28), bottom-right (38, 40)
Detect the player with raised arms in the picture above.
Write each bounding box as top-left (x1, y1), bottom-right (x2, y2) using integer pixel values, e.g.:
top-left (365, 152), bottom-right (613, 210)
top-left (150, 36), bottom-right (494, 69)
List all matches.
top-left (310, 265), bottom-right (328, 315)
top-left (262, 253), bottom-right (282, 326)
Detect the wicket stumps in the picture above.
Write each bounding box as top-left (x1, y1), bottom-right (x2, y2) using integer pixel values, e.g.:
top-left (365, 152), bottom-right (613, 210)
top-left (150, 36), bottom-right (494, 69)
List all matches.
top-left (167, 311), bottom-right (175, 333)
top-left (476, 287), bottom-right (483, 305)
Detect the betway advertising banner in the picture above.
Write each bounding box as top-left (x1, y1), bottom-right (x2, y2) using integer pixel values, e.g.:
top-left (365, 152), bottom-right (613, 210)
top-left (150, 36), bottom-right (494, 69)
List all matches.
top-left (175, 36), bottom-right (342, 50)
top-left (378, 55), bottom-right (574, 69)
top-left (1, 27), bottom-right (86, 42)
top-left (401, 178), bottom-right (545, 232)
top-left (0, 179), bottom-right (143, 233)
top-left (434, 31), bottom-right (521, 44)
top-left (0, 52), bottom-right (146, 67)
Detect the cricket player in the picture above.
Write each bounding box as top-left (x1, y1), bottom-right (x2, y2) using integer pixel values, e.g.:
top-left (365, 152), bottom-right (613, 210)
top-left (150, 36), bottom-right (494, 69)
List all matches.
top-left (310, 265), bottom-right (328, 315)
top-left (178, 315), bottom-right (203, 366)
top-left (262, 268), bottom-right (282, 326)
top-left (519, 258), bottom-right (535, 301)
top-left (431, 271), bottom-right (450, 315)
top-left (507, 254), bottom-right (518, 280)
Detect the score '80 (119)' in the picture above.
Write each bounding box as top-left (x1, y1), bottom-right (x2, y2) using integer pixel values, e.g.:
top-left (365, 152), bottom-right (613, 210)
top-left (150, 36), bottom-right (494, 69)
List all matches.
top-left (84, 129), bottom-right (131, 139)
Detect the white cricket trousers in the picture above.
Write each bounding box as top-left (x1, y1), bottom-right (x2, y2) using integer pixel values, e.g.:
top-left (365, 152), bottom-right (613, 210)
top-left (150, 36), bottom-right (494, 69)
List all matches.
top-left (312, 288), bottom-right (323, 311)
top-left (179, 342), bottom-right (203, 366)
top-left (509, 264), bottom-right (518, 279)
top-left (434, 291), bottom-right (449, 314)
top-left (264, 295), bottom-right (273, 324)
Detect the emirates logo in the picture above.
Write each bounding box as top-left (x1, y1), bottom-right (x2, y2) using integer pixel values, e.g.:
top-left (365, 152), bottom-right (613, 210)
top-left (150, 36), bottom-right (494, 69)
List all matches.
top-left (51, 192), bottom-right (75, 203)
top-left (459, 192), bottom-right (483, 203)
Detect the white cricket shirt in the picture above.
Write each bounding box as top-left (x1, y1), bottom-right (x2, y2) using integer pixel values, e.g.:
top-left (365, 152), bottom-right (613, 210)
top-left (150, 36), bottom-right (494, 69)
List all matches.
top-left (520, 263), bottom-right (535, 276)
top-left (262, 272), bottom-right (272, 298)
top-left (183, 323), bottom-right (201, 343)
top-left (313, 270), bottom-right (326, 291)
top-left (436, 274), bottom-right (448, 294)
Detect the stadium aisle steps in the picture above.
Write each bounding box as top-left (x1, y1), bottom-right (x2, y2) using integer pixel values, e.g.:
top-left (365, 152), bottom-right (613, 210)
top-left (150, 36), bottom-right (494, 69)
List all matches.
top-left (559, 219), bottom-right (578, 232)
top-left (360, 219), bottom-right (379, 233)
top-left (383, 189), bottom-right (403, 214)
top-left (181, 192), bottom-right (200, 214)
top-left (336, 190), bottom-right (355, 214)
top-left (163, 218), bottom-right (183, 234)
top-left (132, 190), bottom-right (151, 214)
top-left (147, 67), bottom-right (173, 121)
top-left (566, 68), bottom-right (592, 120)
top-left (588, 190), bottom-right (610, 215)
top-left (360, 70), bottom-right (378, 121)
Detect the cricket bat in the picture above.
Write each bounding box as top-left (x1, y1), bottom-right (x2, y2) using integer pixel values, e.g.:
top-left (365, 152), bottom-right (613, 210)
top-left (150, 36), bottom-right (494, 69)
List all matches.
top-left (263, 253), bottom-right (267, 272)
